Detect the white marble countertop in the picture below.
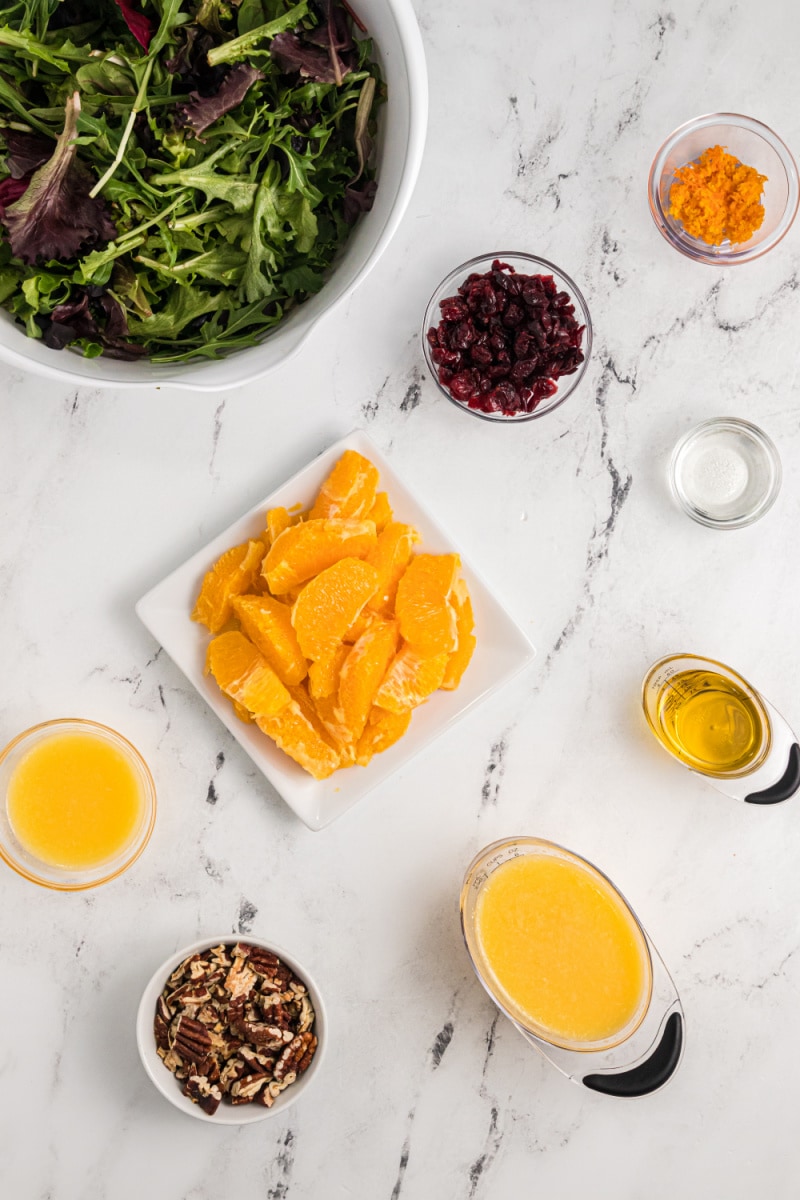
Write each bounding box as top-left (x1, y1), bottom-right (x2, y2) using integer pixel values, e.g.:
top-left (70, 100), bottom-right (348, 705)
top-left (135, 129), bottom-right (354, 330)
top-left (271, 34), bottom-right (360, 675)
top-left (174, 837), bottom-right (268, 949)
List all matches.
top-left (4, 0), bottom-right (800, 1195)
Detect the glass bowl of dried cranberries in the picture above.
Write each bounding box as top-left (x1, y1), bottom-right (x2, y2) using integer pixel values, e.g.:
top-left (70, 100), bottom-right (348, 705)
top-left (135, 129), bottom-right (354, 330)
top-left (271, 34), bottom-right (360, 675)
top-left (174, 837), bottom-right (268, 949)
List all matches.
top-left (422, 253), bottom-right (592, 421)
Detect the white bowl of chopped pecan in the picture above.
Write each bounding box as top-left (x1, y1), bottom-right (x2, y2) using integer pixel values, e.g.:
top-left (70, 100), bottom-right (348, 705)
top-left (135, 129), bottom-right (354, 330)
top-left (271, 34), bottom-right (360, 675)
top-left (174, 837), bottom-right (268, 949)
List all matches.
top-left (136, 936), bottom-right (326, 1123)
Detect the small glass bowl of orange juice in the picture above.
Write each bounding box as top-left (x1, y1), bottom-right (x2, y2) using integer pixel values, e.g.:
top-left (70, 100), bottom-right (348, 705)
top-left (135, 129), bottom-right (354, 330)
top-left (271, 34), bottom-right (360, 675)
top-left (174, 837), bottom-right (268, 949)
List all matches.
top-left (0, 718), bottom-right (156, 890)
top-left (460, 838), bottom-right (685, 1097)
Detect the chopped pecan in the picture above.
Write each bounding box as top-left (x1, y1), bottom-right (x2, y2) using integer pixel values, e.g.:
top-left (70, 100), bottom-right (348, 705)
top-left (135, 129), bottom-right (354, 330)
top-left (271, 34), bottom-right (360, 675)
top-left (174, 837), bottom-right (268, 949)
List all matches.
top-left (229, 1071), bottom-right (270, 1105)
top-left (225, 957), bottom-right (258, 1001)
top-left (274, 1032), bottom-right (316, 1082)
top-left (170, 1014), bottom-right (212, 1064)
top-left (183, 1074), bottom-right (222, 1116)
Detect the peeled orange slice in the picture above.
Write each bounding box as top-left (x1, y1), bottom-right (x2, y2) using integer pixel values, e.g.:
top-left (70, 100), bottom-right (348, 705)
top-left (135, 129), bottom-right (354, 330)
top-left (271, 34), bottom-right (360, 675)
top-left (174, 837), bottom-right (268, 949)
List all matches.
top-left (356, 707), bottom-right (412, 766)
top-left (374, 643), bottom-right (449, 713)
top-left (232, 594), bottom-right (307, 686)
top-left (265, 506), bottom-right (292, 546)
top-left (192, 540), bottom-right (265, 633)
top-left (339, 619), bottom-right (399, 740)
top-left (309, 450), bottom-right (379, 520)
top-left (292, 557), bottom-right (378, 662)
top-left (206, 631), bottom-right (290, 718)
top-left (263, 518), bottom-right (377, 594)
top-left (395, 553), bottom-right (460, 655)
top-left (367, 522), bottom-right (419, 615)
top-left (257, 686), bottom-right (341, 780)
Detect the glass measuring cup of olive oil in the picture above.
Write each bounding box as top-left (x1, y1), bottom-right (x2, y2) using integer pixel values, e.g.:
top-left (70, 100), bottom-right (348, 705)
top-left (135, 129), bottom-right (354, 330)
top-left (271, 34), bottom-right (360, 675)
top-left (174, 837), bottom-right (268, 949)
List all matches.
top-left (642, 654), bottom-right (800, 804)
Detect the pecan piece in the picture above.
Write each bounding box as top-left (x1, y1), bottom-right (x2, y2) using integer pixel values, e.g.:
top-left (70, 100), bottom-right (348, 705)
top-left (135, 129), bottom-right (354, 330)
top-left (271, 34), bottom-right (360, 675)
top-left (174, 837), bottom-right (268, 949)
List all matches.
top-left (274, 1032), bottom-right (316, 1082)
top-left (224, 957), bottom-right (258, 1001)
top-left (183, 1074), bottom-right (222, 1115)
top-left (229, 1071), bottom-right (270, 1105)
top-left (170, 1014), bottom-right (212, 1065)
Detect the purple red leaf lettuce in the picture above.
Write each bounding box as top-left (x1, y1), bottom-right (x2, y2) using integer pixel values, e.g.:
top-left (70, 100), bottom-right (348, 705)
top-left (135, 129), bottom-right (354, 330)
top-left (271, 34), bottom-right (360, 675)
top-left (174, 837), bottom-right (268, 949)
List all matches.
top-left (177, 64), bottom-right (264, 135)
top-left (113, 0), bottom-right (154, 50)
top-left (2, 93), bottom-right (117, 265)
top-left (44, 288), bottom-right (146, 359)
top-left (270, 30), bottom-right (351, 84)
top-left (3, 131), bottom-right (55, 179)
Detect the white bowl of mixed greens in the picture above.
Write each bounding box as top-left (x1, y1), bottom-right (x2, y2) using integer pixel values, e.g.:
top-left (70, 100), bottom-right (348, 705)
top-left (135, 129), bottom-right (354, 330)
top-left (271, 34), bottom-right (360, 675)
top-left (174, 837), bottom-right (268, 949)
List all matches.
top-left (0, 0), bottom-right (426, 389)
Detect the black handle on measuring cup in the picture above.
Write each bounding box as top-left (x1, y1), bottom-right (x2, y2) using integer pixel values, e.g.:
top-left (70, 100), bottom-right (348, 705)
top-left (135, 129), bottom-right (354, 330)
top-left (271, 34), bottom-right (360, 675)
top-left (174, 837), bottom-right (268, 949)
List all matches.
top-left (581, 1012), bottom-right (683, 1098)
top-left (745, 743), bottom-right (800, 805)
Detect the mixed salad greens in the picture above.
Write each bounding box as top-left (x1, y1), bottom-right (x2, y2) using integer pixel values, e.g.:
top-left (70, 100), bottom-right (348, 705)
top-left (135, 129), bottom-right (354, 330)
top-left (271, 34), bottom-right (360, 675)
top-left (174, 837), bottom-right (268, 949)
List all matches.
top-left (0, 0), bottom-right (383, 361)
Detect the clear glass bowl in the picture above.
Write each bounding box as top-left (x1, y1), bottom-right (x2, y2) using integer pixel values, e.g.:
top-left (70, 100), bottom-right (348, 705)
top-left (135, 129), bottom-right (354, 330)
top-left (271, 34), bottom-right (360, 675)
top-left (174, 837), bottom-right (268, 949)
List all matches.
top-left (0, 718), bottom-right (156, 890)
top-left (421, 252), bottom-right (593, 422)
top-left (669, 417), bottom-right (782, 528)
top-left (460, 837), bottom-right (653, 1052)
top-left (648, 113), bottom-right (799, 264)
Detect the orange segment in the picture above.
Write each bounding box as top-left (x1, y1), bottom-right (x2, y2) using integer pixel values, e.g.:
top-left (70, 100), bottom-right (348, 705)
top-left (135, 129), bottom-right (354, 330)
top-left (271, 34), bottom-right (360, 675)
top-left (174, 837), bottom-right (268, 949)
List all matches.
top-left (308, 644), bottom-right (349, 700)
top-left (309, 450), bottom-right (379, 520)
top-left (257, 692), bottom-right (340, 780)
top-left (374, 643), bottom-right (449, 714)
top-left (232, 594), bottom-right (307, 686)
top-left (263, 519), bottom-right (377, 594)
top-left (356, 707), bottom-right (412, 766)
top-left (339, 619), bottom-right (399, 739)
top-left (206, 631), bottom-right (290, 718)
top-left (192, 540), bottom-right (265, 633)
top-left (367, 491), bottom-right (393, 532)
top-left (265, 506), bottom-right (291, 545)
top-left (366, 522), bottom-right (419, 615)
top-left (442, 578), bottom-right (476, 690)
top-left (313, 693), bottom-right (356, 764)
top-left (291, 558), bottom-right (378, 662)
top-left (395, 553), bottom-right (460, 655)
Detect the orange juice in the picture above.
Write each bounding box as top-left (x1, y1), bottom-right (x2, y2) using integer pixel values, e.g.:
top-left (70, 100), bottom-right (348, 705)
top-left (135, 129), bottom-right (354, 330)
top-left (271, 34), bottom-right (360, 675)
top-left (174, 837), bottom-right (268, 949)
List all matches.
top-left (474, 853), bottom-right (650, 1046)
top-left (7, 731), bottom-right (145, 870)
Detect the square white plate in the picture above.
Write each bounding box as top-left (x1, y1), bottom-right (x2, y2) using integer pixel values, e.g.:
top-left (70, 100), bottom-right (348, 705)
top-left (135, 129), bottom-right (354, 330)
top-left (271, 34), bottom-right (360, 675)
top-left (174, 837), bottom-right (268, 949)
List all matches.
top-left (136, 431), bottom-right (536, 830)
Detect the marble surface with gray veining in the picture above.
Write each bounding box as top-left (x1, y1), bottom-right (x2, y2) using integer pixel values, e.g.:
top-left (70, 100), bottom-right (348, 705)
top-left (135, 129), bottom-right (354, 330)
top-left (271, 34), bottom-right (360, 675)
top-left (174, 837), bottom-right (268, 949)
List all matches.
top-left (4, 0), bottom-right (800, 1196)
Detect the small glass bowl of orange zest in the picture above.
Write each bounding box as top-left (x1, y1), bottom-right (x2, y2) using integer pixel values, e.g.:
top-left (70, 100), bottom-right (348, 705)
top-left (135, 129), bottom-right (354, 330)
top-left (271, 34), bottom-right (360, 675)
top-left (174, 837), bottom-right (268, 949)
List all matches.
top-left (648, 113), bottom-right (799, 264)
top-left (0, 718), bottom-right (156, 890)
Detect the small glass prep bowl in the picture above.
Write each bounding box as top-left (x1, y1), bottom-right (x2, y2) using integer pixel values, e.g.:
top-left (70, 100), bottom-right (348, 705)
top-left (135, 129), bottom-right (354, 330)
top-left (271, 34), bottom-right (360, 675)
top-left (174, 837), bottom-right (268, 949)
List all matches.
top-left (648, 113), bottom-right (799, 264)
top-left (0, 718), bottom-right (156, 890)
top-left (421, 252), bottom-right (593, 422)
top-left (669, 417), bottom-right (782, 529)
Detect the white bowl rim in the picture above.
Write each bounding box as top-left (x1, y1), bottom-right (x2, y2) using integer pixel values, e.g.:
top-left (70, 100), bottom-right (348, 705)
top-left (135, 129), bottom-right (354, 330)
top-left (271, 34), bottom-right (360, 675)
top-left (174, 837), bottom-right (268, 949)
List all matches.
top-left (135, 934), bottom-right (327, 1124)
top-left (0, 0), bottom-right (429, 391)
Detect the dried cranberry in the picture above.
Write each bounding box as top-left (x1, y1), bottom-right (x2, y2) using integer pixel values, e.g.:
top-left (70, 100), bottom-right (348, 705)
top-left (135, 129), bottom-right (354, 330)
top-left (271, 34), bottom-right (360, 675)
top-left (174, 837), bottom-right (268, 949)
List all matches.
top-left (448, 369), bottom-right (480, 401)
top-left (502, 302), bottom-right (524, 328)
top-left (440, 296), bottom-right (468, 322)
top-left (510, 359), bottom-right (538, 384)
top-left (470, 343), bottom-right (493, 366)
top-left (426, 327), bottom-right (439, 347)
top-left (449, 320), bottom-right (475, 350)
top-left (513, 331), bottom-right (531, 357)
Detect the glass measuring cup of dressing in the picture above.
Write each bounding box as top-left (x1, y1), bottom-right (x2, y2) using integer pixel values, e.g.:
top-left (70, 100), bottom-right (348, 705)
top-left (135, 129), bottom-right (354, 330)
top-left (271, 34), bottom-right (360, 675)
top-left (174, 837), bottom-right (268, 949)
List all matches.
top-left (461, 839), bottom-right (684, 1097)
top-left (642, 654), bottom-right (800, 803)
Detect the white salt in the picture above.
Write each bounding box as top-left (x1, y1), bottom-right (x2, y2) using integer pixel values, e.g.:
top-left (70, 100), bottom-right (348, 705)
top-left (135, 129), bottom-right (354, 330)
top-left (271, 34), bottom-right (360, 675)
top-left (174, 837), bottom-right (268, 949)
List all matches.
top-left (686, 445), bottom-right (749, 506)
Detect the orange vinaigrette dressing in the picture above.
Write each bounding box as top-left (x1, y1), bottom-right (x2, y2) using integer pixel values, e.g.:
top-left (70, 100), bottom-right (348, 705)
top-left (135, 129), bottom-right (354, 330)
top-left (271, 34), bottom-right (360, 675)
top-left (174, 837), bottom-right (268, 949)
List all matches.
top-left (6, 732), bottom-right (144, 870)
top-left (474, 854), bottom-right (650, 1045)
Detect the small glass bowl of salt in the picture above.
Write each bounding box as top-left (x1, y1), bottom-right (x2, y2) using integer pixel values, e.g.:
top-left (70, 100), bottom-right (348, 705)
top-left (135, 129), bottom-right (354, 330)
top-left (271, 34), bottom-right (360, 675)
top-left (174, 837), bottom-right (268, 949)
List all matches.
top-left (669, 417), bottom-right (781, 529)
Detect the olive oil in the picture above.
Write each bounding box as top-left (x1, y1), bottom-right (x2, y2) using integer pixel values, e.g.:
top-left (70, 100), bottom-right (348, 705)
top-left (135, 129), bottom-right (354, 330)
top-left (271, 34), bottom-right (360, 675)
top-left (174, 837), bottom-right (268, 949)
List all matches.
top-left (654, 669), bottom-right (767, 775)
